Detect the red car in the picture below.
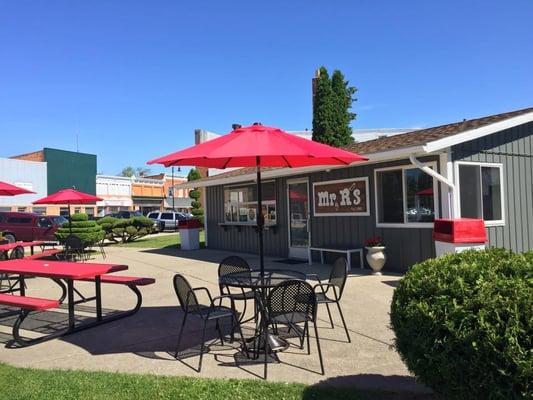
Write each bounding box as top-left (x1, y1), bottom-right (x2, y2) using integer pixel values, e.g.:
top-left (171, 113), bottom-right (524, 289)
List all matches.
top-left (0, 212), bottom-right (67, 243)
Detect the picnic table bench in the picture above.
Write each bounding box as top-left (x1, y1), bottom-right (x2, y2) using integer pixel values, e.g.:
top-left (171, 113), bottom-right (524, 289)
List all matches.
top-left (0, 241), bottom-right (48, 259)
top-left (0, 259), bottom-right (155, 347)
top-left (308, 246), bottom-right (364, 271)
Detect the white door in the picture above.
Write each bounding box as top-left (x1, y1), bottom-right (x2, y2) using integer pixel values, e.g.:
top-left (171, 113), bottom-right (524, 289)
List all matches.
top-left (287, 179), bottom-right (310, 259)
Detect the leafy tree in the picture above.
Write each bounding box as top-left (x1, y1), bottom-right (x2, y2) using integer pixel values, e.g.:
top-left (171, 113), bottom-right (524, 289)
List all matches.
top-left (120, 166), bottom-right (135, 177)
top-left (187, 168), bottom-right (204, 224)
top-left (312, 66), bottom-right (356, 146)
top-left (96, 216), bottom-right (155, 243)
top-left (119, 166), bottom-right (151, 177)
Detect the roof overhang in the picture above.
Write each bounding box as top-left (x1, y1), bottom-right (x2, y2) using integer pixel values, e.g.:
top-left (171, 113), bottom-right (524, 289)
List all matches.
top-left (175, 111), bottom-right (533, 189)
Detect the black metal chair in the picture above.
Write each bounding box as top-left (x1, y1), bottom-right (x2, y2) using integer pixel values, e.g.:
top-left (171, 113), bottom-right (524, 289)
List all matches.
top-left (307, 257), bottom-right (351, 342)
top-left (173, 273), bottom-right (248, 372)
top-left (259, 279), bottom-right (323, 378)
top-left (64, 236), bottom-right (86, 262)
top-left (0, 246), bottom-right (25, 293)
top-left (218, 256), bottom-right (255, 323)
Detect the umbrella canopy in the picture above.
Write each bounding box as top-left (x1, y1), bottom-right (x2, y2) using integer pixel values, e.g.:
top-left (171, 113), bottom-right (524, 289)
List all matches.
top-left (148, 123), bottom-right (368, 275)
top-left (0, 181), bottom-right (35, 196)
top-left (33, 189), bottom-right (103, 237)
top-left (147, 123), bottom-right (366, 168)
top-left (33, 188), bottom-right (102, 205)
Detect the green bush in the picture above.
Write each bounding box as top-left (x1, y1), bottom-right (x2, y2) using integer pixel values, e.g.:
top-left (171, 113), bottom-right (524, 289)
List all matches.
top-left (55, 213), bottom-right (104, 245)
top-left (97, 216), bottom-right (154, 243)
top-left (390, 248), bottom-right (532, 400)
top-left (70, 213), bottom-right (89, 222)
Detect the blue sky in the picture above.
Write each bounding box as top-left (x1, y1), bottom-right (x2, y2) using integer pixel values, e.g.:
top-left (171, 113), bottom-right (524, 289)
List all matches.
top-left (1, 1), bottom-right (532, 175)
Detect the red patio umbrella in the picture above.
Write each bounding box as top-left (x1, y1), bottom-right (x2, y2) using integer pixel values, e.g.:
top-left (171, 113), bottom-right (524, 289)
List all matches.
top-left (147, 123), bottom-right (367, 274)
top-left (0, 181), bottom-right (35, 196)
top-left (33, 188), bottom-right (103, 236)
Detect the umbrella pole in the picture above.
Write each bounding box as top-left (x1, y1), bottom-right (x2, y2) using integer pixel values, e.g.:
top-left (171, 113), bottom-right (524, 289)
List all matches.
top-left (68, 203), bottom-right (72, 237)
top-left (256, 157), bottom-right (264, 276)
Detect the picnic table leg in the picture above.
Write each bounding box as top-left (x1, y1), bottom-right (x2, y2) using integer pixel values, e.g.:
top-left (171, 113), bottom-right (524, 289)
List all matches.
top-left (95, 276), bottom-right (102, 321)
top-left (67, 280), bottom-right (75, 330)
top-left (30, 246), bottom-right (35, 256)
top-left (19, 276), bottom-right (25, 296)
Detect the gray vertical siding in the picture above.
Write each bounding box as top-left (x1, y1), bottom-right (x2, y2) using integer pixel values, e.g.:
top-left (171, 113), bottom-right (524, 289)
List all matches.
top-left (206, 156), bottom-right (439, 272)
top-left (452, 121), bottom-right (533, 253)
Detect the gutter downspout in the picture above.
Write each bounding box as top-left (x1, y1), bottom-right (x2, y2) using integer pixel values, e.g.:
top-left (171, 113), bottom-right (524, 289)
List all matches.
top-left (409, 154), bottom-right (456, 218)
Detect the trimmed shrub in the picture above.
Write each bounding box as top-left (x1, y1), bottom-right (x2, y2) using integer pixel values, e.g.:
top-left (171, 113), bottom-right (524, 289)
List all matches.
top-left (390, 248), bottom-right (532, 400)
top-left (55, 213), bottom-right (104, 245)
top-left (97, 216), bottom-right (154, 243)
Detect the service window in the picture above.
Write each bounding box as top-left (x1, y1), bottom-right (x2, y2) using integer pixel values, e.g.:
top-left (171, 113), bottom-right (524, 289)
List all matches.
top-left (224, 181), bottom-right (276, 225)
top-left (458, 163), bottom-right (503, 223)
top-left (375, 165), bottom-right (437, 226)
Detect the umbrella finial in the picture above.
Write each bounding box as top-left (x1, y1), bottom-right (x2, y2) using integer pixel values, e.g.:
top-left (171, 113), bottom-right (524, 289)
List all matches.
top-left (253, 122), bottom-right (262, 126)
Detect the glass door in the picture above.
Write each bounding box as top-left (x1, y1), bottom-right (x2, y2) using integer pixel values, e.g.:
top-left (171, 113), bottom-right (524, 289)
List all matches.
top-left (287, 180), bottom-right (309, 259)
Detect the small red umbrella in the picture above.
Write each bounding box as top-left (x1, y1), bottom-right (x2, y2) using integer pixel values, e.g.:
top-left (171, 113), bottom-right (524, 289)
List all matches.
top-left (0, 181), bottom-right (35, 196)
top-left (33, 189), bottom-right (103, 236)
top-left (148, 123), bottom-right (367, 274)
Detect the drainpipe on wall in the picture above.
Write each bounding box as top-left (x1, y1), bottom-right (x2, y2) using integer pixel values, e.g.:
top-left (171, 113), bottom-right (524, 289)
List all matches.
top-left (409, 154), bottom-right (456, 219)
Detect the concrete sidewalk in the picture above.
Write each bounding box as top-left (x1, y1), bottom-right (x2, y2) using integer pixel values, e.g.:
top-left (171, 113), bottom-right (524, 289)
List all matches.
top-left (0, 245), bottom-right (430, 395)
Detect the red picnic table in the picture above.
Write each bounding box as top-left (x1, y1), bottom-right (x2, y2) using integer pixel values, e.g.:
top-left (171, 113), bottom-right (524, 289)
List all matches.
top-left (0, 259), bottom-right (155, 346)
top-left (0, 241), bottom-right (48, 259)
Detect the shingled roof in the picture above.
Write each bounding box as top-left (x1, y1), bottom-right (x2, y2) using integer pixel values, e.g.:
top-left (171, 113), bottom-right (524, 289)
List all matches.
top-left (189, 106), bottom-right (533, 184)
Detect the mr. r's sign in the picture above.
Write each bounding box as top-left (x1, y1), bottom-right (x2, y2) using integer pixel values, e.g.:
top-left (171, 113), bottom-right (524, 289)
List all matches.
top-left (312, 177), bottom-right (369, 216)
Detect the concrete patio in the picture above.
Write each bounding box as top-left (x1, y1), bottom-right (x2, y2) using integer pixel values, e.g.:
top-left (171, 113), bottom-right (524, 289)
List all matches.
top-left (0, 244), bottom-right (430, 396)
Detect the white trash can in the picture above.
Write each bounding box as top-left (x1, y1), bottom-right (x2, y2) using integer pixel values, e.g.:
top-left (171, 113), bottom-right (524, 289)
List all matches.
top-left (433, 218), bottom-right (487, 257)
top-left (178, 219), bottom-right (203, 250)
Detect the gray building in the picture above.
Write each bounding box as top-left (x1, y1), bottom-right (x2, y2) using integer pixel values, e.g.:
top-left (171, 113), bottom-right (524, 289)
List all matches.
top-left (181, 107), bottom-right (533, 272)
top-left (0, 157), bottom-right (47, 211)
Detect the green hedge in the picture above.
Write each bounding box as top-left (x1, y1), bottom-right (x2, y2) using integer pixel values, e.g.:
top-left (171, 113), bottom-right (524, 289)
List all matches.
top-left (55, 213), bottom-right (104, 245)
top-left (390, 248), bottom-right (532, 399)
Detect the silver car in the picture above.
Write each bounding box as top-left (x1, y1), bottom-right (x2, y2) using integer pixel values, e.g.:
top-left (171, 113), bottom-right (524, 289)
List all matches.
top-left (146, 211), bottom-right (188, 230)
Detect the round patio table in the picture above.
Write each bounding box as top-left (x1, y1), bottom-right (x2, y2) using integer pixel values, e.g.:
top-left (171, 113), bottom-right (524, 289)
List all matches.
top-left (219, 269), bottom-right (307, 357)
top-left (219, 269), bottom-right (306, 290)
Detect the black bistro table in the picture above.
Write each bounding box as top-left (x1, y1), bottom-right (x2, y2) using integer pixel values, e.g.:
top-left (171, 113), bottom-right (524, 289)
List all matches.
top-left (219, 269), bottom-right (306, 356)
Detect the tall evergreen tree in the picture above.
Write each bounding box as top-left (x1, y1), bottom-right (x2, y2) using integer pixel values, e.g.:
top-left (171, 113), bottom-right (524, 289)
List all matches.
top-left (312, 66), bottom-right (357, 146)
top-left (331, 69), bottom-right (356, 146)
top-left (187, 168), bottom-right (204, 223)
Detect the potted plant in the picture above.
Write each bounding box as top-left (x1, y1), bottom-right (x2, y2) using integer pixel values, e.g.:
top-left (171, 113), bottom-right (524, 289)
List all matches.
top-left (364, 236), bottom-right (386, 275)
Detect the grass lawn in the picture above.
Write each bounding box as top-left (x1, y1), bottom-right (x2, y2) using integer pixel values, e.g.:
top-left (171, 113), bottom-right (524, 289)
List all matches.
top-left (116, 231), bottom-right (205, 249)
top-left (0, 362), bottom-right (378, 400)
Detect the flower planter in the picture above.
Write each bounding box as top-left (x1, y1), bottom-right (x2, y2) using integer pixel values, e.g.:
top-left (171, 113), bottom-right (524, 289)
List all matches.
top-left (366, 246), bottom-right (386, 275)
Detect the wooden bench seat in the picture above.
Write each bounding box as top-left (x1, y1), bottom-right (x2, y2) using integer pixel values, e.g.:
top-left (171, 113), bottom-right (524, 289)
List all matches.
top-left (0, 293), bottom-right (59, 311)
top-left (80, 275), bottom-right (156, 286)
top-left (25, 249), bottom-right (63, 260)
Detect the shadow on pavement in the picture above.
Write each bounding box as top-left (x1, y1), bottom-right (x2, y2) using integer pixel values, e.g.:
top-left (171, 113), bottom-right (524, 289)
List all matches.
top-left (302, 374), bottom-right (436, 400)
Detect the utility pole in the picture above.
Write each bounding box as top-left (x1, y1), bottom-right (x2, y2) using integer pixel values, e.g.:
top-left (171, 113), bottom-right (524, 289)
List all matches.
top-left (171, 166), bottom-right (175, 211)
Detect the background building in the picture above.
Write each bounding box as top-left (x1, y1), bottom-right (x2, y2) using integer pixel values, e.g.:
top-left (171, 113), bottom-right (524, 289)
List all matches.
top-left (131, 176), bottom-right (165, 215)
top-left (145, 172), bottom-right (192, 212)
top-left (0, 157), bottom-right (48, 213)
top-left (96, 175), bottom-right (133, 216)
top-left (1, 148), bottom-right (97, 216)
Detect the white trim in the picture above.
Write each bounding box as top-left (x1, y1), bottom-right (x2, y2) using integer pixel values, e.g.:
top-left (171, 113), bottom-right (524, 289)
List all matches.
top-left (287, 178), bottom-right (310, 259)
top-left (374, 162), bottom-right (439, 228)
top-left (312, 177), bottom-right (370, 217)
top-left (423, 111), bottom-right (533, 153)
top-left (203, 187), bottom-right (208, 247)
top-left (454, 161), bottom-right (505, 226)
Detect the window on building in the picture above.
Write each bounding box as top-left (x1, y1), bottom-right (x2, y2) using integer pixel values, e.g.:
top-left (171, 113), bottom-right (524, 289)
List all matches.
top-left (224, 182), bottom-right (276, 224)
top-left (32, 207), bottom-right (46, 215)
top-left (60, 207), bottom-right (69, 217)
top-left (168, 187), bottom-right (174, 197)
top-left (458, 163), bottom-right (503, 223)
top-left (376, 166), bottom-right (436, 226)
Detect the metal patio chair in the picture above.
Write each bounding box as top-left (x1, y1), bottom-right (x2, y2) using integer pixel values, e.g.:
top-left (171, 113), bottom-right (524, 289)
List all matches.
top-left (64, 236), bottom-right (86, 262)
top-left (173, 273), bottom-right (248, 372)
top-left (258, 279), bottom-right (323, 378)
top-left (307, 257), bottom-right (351, 342)
top-left (218, 256), bottom-right (255, 323)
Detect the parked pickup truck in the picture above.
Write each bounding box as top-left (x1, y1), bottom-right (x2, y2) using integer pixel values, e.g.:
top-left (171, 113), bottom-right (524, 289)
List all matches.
top-left (0, 212), bottom-right (67, 243)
